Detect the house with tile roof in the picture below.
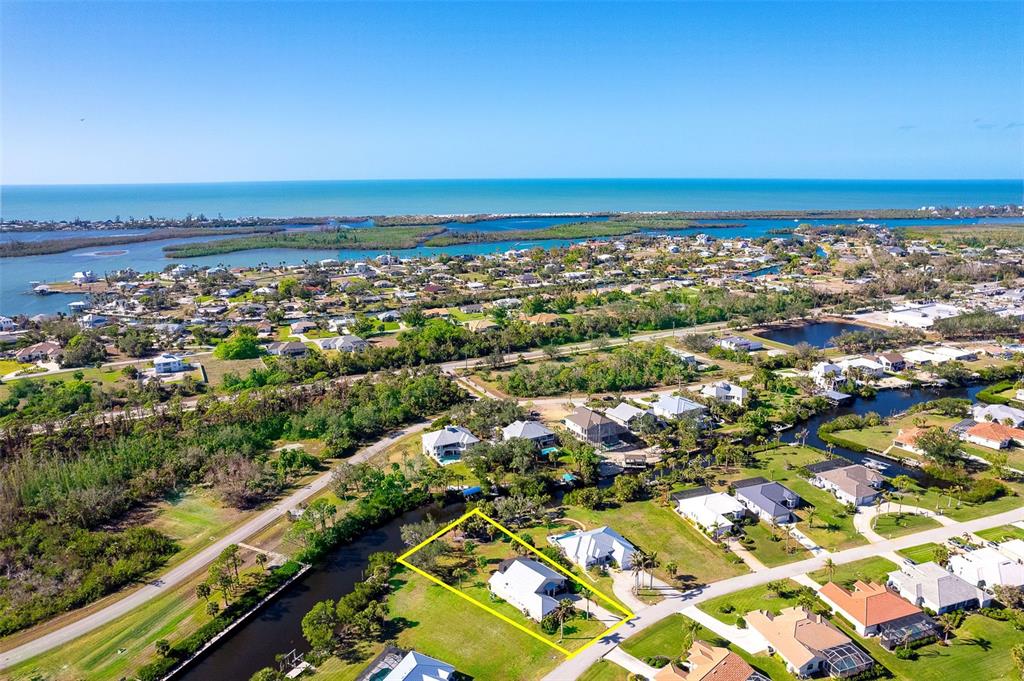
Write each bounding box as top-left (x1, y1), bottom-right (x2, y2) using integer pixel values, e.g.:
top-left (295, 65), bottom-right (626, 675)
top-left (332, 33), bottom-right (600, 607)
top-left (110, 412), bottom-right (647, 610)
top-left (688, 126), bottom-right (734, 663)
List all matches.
top-left (746, 606), bottom-right (873, 679)
top-left (893, 427), bottom-right (928, 455)
top-left (818, 581), bottom-right (937, 648)
top-left (887, 562), bottom-right (990, 614)
top-left (563, 406), bottom-right (624, 447)
top-left (961, 421), bottom-right (1024, 450)
top-left (653, 640), bottom-right (769, 681)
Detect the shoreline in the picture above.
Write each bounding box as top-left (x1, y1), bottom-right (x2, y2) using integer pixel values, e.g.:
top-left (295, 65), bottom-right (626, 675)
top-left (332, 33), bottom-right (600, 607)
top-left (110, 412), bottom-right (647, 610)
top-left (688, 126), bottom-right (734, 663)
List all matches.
top-left (3, 206), bottom-right (1020, 233)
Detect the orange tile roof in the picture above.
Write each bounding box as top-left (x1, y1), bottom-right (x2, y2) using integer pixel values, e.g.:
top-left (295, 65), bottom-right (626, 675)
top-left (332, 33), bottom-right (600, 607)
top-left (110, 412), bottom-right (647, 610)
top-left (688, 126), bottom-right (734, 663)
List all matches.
top-left (819, 580), bottom-right (922, 626)
top-left (966, 421), bottom-right (1024, 442)
top-left (894, 426), bottom-right (928, 446)
top-left (654, 641), bottom-right (756, 681)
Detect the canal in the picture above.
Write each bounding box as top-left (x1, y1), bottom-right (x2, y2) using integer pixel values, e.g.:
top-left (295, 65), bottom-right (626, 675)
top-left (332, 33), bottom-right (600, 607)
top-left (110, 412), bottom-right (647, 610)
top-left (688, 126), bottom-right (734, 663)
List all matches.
top-left (177, 502), bottom-right (464, 681)
top-left (756, 321), bottom-right (873, 349)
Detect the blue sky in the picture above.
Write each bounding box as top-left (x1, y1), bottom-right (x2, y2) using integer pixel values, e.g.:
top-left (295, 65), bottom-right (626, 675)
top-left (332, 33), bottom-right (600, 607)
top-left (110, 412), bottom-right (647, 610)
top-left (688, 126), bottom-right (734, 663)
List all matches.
top-left (2, 1), bottom-right (1021, 184)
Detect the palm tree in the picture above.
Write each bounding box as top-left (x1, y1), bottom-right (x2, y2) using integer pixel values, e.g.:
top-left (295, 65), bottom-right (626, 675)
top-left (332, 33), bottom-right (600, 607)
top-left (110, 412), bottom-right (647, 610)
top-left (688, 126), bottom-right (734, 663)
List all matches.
top-left (255, 553), bottom-right (268, 573)
top-left (823, 557), bottom-right (836, 583)
top-left (645, 551), bottom-right (661, 589)
top-left (630, 551), bottom-right (647, 595)
top-left (554, 598), bottom-right (577, 642)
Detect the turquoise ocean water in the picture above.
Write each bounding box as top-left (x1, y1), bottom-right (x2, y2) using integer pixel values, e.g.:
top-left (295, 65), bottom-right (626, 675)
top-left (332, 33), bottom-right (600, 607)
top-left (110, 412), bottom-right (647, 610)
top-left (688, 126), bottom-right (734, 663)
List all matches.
top-left (2, 178), bottom-right (1021, 221)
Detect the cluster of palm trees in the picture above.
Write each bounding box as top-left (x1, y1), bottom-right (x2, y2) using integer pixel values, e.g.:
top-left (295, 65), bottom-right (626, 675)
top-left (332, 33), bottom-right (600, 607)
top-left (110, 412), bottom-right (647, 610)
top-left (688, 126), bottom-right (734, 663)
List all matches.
top-left (630, 549), bottom-right (661, 593)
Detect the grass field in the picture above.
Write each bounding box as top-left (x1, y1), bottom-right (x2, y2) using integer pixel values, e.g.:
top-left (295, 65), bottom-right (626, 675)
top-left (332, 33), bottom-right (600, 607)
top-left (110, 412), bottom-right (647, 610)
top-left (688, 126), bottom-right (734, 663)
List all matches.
top-left (809, 556), bottom-right (898, 587)
top-left (896, 542), bottom-right (944, 564)
top-left (975, 524), bottom-right (1024, 543)
top-left (199, 356), bottom-right (266, 387)
top-left (620, 613), bottom-right (796, 680)
top-left (696, 580), bottom-right (805, 626)
top-left (145, 488), bottom-right (247, 565)
top-left (387, 572), bottom-right (564, 680)
top-left (578, 660), bottom-right (630, 681)
top-left (740, 521), bottom-right (812, 566)
top-left (871, 512), bottom-right (942, 539)
top-left (565, 499), bottom-right (748, 585)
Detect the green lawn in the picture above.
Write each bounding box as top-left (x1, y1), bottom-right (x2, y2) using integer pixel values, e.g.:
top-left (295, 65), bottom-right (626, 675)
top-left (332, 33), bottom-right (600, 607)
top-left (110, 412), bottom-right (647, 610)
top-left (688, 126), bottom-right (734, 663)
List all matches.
top-left (577, 660), bottom-right (630, 681)
top-left (870, 512), bottom-right (942, 539)
top-left (809, 556), bottom-right (898, 588)
top-left (199, 356), bottom-right (266, 388)
top-left (830, 413), bottom-right (960, 454)
top-left (975, 524), bottom-right (1024, 543)
top-left (565, 499), bottom-right (748, 585)
top-left (739, 521), bottom-right (812, 567)
top-left (145, 488), bottom-right (247, 566)
top-left (620, 614), bottom-right (796, 681)
top-left (896, 542), bottom-right (945, 565)
top-left (833, 613), bottom-right (1021, 681)
top-left (388, 572), bottom-right (564, 680)
top-left (696, 580), bottom-right (805, 626)
top-left (305, 643), bottom-right (385, 680)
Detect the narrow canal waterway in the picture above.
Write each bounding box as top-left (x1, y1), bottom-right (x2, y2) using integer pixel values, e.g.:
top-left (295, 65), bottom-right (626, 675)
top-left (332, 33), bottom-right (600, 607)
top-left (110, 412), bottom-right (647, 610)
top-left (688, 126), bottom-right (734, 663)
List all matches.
top-left (177, 502), bottom-right (464, 681)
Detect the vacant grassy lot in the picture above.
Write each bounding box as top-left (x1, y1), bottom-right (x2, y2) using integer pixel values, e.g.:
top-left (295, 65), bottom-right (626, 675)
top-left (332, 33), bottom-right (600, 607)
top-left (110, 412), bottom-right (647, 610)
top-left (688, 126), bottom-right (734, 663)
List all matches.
top-left (871, 512), bottom-right (942, 539)
top-left (199, 355), bottom-right (266, 387)
top-left (809, 556), bottom-right (897, 587)
top-left (145, 488), bottom-right (247, 565)
top-left (975, 524), bottom-right (1024, 543)
top-left (697, 580), bottom-right (806, 626)
top-left (388, 572), bottom-right (563, 680)
top-left (896, 542), bottom-right (945, 564)
top-left (565, 499), bottom-right (748, 584)
top-left (739, 521), bottom-right (812, 566)
top-left (620, 613), bottom-right (795, 680)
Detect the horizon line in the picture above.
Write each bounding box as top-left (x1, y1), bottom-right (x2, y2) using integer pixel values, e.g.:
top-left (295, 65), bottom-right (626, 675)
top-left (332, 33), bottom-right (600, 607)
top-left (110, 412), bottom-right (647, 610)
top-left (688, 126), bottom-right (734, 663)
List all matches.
top-left (3, 176), bottom-right (1023, 189)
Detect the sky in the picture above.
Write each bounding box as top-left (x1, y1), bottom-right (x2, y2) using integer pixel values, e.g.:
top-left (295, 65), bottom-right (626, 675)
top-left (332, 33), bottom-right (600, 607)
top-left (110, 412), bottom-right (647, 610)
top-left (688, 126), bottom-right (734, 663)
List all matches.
top-left (2, 1), bottom-right (1022, 185)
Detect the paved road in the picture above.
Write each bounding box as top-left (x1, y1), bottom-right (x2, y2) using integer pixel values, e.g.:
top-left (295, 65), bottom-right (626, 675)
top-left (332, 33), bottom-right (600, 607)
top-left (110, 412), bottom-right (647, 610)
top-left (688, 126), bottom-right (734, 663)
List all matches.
top-left (541, 505), bottom-right (1024, 680)
top-left (0, 420), bottom-right (433, 670)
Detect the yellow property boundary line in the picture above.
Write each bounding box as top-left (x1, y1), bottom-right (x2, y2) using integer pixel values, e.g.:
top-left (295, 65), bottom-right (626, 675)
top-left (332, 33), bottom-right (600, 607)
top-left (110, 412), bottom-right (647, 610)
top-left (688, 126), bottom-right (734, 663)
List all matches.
top-left (396, 507), bottom-right (635, 659)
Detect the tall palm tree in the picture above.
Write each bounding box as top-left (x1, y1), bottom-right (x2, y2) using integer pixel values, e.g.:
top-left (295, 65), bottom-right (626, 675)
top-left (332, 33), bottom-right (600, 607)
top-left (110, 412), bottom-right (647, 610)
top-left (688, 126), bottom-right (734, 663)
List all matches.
top-left (554, 598), bottom-right (577, 642)
top-left (823, 557), bottom-right (836, 583)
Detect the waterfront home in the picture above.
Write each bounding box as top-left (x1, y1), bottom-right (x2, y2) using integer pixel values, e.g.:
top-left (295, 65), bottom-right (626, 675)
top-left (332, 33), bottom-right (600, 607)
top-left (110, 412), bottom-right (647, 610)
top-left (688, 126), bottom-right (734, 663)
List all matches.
top-left (652, 394), bottom-right (707, 420)
top-left (653, 640), bottom-right (769, 681)
top-left (893, 427), bottom-right (928, 455)
top-left (78, 313), bottom-right (108, 329)
top-left (606, 402), bottom-right (650, 429)
top-left (717, 336), bottom-right (763, 352)
top-left (266, 341), bottom-right (307, 357)
top-left (0, 316), bottom-right (17, 332)
top-left (14, 340), bottom-right (63, 363)
top-left (887, 562), bottom-right (990, 614)
top-left (488, 557), bottom-right (568, 621)
top-left (732, 478), bottom-right (800, 524)
top-left (563, 406), bottom-right (625, 447)
top-left (550, 526), bottom-right (635, 570)
top-left (972, 403), bottom-right (1024, 427)
top-left (72, 270), bottom-right (97, 284)
top-left (876, 352), bottom-right (906, 372)
top-left (421, 425), bottom-right (480, 465)
top-left (674, 488), bottom-right (746, 538)
top-left (379, 650), bottom-right (455, 681)
top-left (836, 356), bottom-right (884, 379)
top-left (502, 420), bottom-right (557, 449)
top-left (153, 353), bottom-right (187, 374)
top-left (810, 361), bottom-right (843, 387)
top-left (818, 581), bottom-right (938, 648)
top-left (806, 461), bottom-right (883, 506)
top-left (746, 606), bottom-right (873, 679)
top-left (700, 381), bottom-right (749, 407)
top-left (931, 345), bottom-right (977, 362)
top-left (901, 348), bottom-right (943, 366)
top-left (961, 421), bottom-right (1024, 450)
top-left (948, 546), bottom-right (1024, 589)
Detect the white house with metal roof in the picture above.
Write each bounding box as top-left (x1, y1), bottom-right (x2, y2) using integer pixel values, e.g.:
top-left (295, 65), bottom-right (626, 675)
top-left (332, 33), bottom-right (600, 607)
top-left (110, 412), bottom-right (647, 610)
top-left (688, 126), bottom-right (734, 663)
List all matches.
top-left (488, 557), bottom-right (568, 621)
top-left (549, 526), bottom-right (635, 570)
top-left (421, 425), bottom-right (480, 465)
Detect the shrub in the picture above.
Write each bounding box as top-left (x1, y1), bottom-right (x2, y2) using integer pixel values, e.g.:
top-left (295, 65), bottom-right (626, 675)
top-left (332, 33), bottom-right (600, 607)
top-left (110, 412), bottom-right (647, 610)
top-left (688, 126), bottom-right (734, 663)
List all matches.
top-left (961, 478), bottom-right (1008, 504)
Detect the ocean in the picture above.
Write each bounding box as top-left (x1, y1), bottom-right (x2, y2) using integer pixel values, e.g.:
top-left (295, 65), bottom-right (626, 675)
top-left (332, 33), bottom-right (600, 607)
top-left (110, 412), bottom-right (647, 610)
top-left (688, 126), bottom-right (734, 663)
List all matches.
top-left (2, 178), bottom-right (1021, 221)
